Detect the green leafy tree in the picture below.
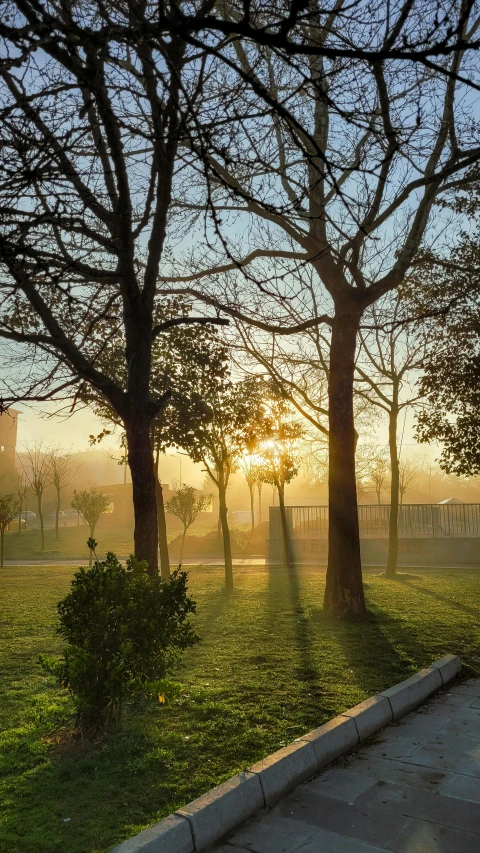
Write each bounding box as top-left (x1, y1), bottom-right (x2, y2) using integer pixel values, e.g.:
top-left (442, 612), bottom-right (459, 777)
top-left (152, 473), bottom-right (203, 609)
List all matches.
top-left (71, 489), bottom-right (111, 566)
top-left (84, 300), bottom-right (229, 580)
top-left (166, 485), bottom-right (212, 567)
top-left (405, 222), bottom-right (480, 476)
top-left (41, 554), bottom-right (198, 735)
top-left (0, 493), bottom-right (20, 567)
top-left (170, 375), bottom-right (267, 591)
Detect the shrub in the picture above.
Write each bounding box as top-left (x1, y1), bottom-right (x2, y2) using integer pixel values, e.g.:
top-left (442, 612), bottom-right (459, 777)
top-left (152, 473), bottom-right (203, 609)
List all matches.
top-left (41, 552), bottom-right (199, 735)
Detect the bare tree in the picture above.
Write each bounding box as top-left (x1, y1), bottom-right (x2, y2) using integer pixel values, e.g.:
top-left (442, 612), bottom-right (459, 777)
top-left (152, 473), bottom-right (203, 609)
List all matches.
top-left (398, 455), bottom-right (425, 505)
top-left (14, 475), bottom-right (28, 535)
top-left (19, 443), bottom-right (52, 550)
top-left (239, 455), bottom-right (262, 532)
top-left (161, 7), bottom-right (480, 612)
top-left (367, 457), bottom-right (389, 507)
top-left (0, 2), bottom-right (229, 574)
top-left (0, 493), bottom-right (19, 567)
top-left (356, 295), bottom-right (435, 575)
top-left (50, 448), bottom-right (78, 540)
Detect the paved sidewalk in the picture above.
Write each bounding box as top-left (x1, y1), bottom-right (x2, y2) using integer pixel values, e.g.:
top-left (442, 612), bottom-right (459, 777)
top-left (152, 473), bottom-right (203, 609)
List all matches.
top-left (212, 679), bottom-right (480, 853)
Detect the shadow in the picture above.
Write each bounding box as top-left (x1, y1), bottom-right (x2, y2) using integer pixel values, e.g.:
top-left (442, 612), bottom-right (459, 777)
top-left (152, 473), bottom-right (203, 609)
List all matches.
top-left (393, 576), bottom-right (480, 620)
top-left (266, 564), bottom-right (323, 704)
top-left (307, 599), bottom-right (424, 697)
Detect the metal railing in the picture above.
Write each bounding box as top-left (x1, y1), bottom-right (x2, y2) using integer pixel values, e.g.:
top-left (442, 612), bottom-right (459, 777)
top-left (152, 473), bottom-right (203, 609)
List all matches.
top-left (269, 504), bottom-right (480, 539)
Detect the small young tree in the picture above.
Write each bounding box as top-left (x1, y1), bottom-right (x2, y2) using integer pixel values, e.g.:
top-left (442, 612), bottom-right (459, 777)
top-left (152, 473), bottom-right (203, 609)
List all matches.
top-left (239, 456), bottom-right (262, 532)
top-left (51, 448), bottom-right (78, 540)
top-left (19, 443), bottom-right (52, 550)
top-left (398, 456), bottom-right (424, 505)
top-left (71, 489), bottom-right (111, 566)
top-left (368, 457), bottom-right (389, 507)
top-left (0, 493), bottom-right (20, 567)
top-left (166, 485), bottom-right (212, 567)
top-left (14, 475), bottom-right (28, 535)
top-left (170, 372), bottom-right (266, 591)
top-left (256, 395), bottom-right (303, 569)
top-left (41, 554), bottom-right (198, 735)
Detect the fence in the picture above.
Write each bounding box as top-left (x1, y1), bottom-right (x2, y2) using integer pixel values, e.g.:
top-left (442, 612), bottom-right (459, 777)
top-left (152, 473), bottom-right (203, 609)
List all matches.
top-left (269, 504), bottom-right (480, 540)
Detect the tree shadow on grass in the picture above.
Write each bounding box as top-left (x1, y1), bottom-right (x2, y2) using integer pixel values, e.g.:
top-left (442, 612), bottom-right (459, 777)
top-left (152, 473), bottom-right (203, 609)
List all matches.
top-left (307, 595), bottom-right (433, 698)
top-left (392, 575), bottom-right (480, 620)
top-left (266, 565), bottom-right (323, 705)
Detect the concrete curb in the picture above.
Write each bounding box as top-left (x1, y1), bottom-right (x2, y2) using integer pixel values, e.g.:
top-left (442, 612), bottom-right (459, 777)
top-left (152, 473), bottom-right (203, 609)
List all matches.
top-left (111, 654), bottom-right (461, 853)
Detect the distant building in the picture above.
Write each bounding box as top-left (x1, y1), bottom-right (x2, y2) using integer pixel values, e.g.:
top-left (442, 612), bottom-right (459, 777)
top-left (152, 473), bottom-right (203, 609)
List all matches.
top-left (0, 409), bottom-right (19, 484)
top-left (438, 497), bottom-right (465, 505)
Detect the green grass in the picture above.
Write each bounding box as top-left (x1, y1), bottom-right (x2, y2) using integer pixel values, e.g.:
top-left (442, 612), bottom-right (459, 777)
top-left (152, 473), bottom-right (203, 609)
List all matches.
top-left (2, 523), bottom-right (221, 562)
top-left (1, 564), bottom-right (480, 853)
top-left (3, 525), bottom-right (135, 562)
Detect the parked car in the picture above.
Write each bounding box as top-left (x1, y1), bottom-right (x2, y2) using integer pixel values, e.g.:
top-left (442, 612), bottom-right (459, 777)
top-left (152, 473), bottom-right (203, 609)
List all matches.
top-left (48, 510), bottom-right (69, 519)
top-left (21, 511), bottom-right (36, 521)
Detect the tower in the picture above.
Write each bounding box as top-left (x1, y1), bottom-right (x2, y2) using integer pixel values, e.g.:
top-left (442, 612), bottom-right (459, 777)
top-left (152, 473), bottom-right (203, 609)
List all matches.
top-left (0, 409), bottom-right (19, 485)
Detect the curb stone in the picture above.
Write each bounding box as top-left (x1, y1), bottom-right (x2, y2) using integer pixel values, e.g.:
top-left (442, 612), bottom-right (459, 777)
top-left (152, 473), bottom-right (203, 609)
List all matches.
top-left (250, 739), bottom-right (317, 805)
top-left (175, 772), bottom-right (263, 851)
top-left (111, 655), bottom-right (461, 853)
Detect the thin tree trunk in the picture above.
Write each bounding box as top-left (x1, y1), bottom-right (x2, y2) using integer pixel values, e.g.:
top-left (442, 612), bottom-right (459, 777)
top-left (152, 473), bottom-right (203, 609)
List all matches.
top-left (155, 469), bottom-right (170, 580)
top-left (257, 482), bottom-right (262, 525)
top-left (125, 418), bottom-right (158, 576)
top-left (218, 481), bottom-right (233, 591)
top-left (89, 524), bottom-right (95, 567)
top-left (324, 302), bottom-right (366, 617)
top-left (249, 484), bottom-right (255, 532)
top-left (37, 493), bottom-right (45, 551)
top-left (277, 483), bottom-right (290, 569)
top-left (17, 504), bottom-right (22, 535)
top-left (386, 394), bottom-right (399, 579)
top-left (1, 527), bottom-right (4, 567)
top-left (179, 527), bottom-right (187, 567)
top-left (55, 484), bottom-right (60, 540)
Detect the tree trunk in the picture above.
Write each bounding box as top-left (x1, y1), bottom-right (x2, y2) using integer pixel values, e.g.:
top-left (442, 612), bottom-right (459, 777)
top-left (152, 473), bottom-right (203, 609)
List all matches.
top-left (37, 494), bottom-right (45, 551)
top-left (257, 482), bottom-right (262, 525)
top-left (218, 481), bottom-right (233, 591)
top-left (89, 524), bottom-right (95, 567)
top-left (249, 484), bottom-right (255, 532)
top-left (386, 395), bottom-right (400, 579)
top-left (125, 417), bottom-right (158, 575)
top-left (17, 505), bottom-right (22, 535)
top-left (277, 483), bottom-right (290, 569)
top-left (1, 527), bottom-right (4, 567)
top-left (55, 484), bottom-right (60, 540)
top-left (155, 475), bottom-right (170, 580)
top-left (179, 527), bottom-right (187, 567)
top-left (324, 301), bottom-right (366, 617)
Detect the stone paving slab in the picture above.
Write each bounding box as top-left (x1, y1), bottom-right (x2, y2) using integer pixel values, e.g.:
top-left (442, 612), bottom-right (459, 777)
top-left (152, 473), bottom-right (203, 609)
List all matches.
top-left (211, 679), bottom-right (480, 853)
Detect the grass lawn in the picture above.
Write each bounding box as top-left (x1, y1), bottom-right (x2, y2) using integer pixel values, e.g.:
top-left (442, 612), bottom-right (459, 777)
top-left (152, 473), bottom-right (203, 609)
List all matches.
top-left (2, 523), bottom-right (221, 563)
top-left (1, 564), bottom-right (480, 853)
top-left (2, 525), bottom-right (135, 562)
